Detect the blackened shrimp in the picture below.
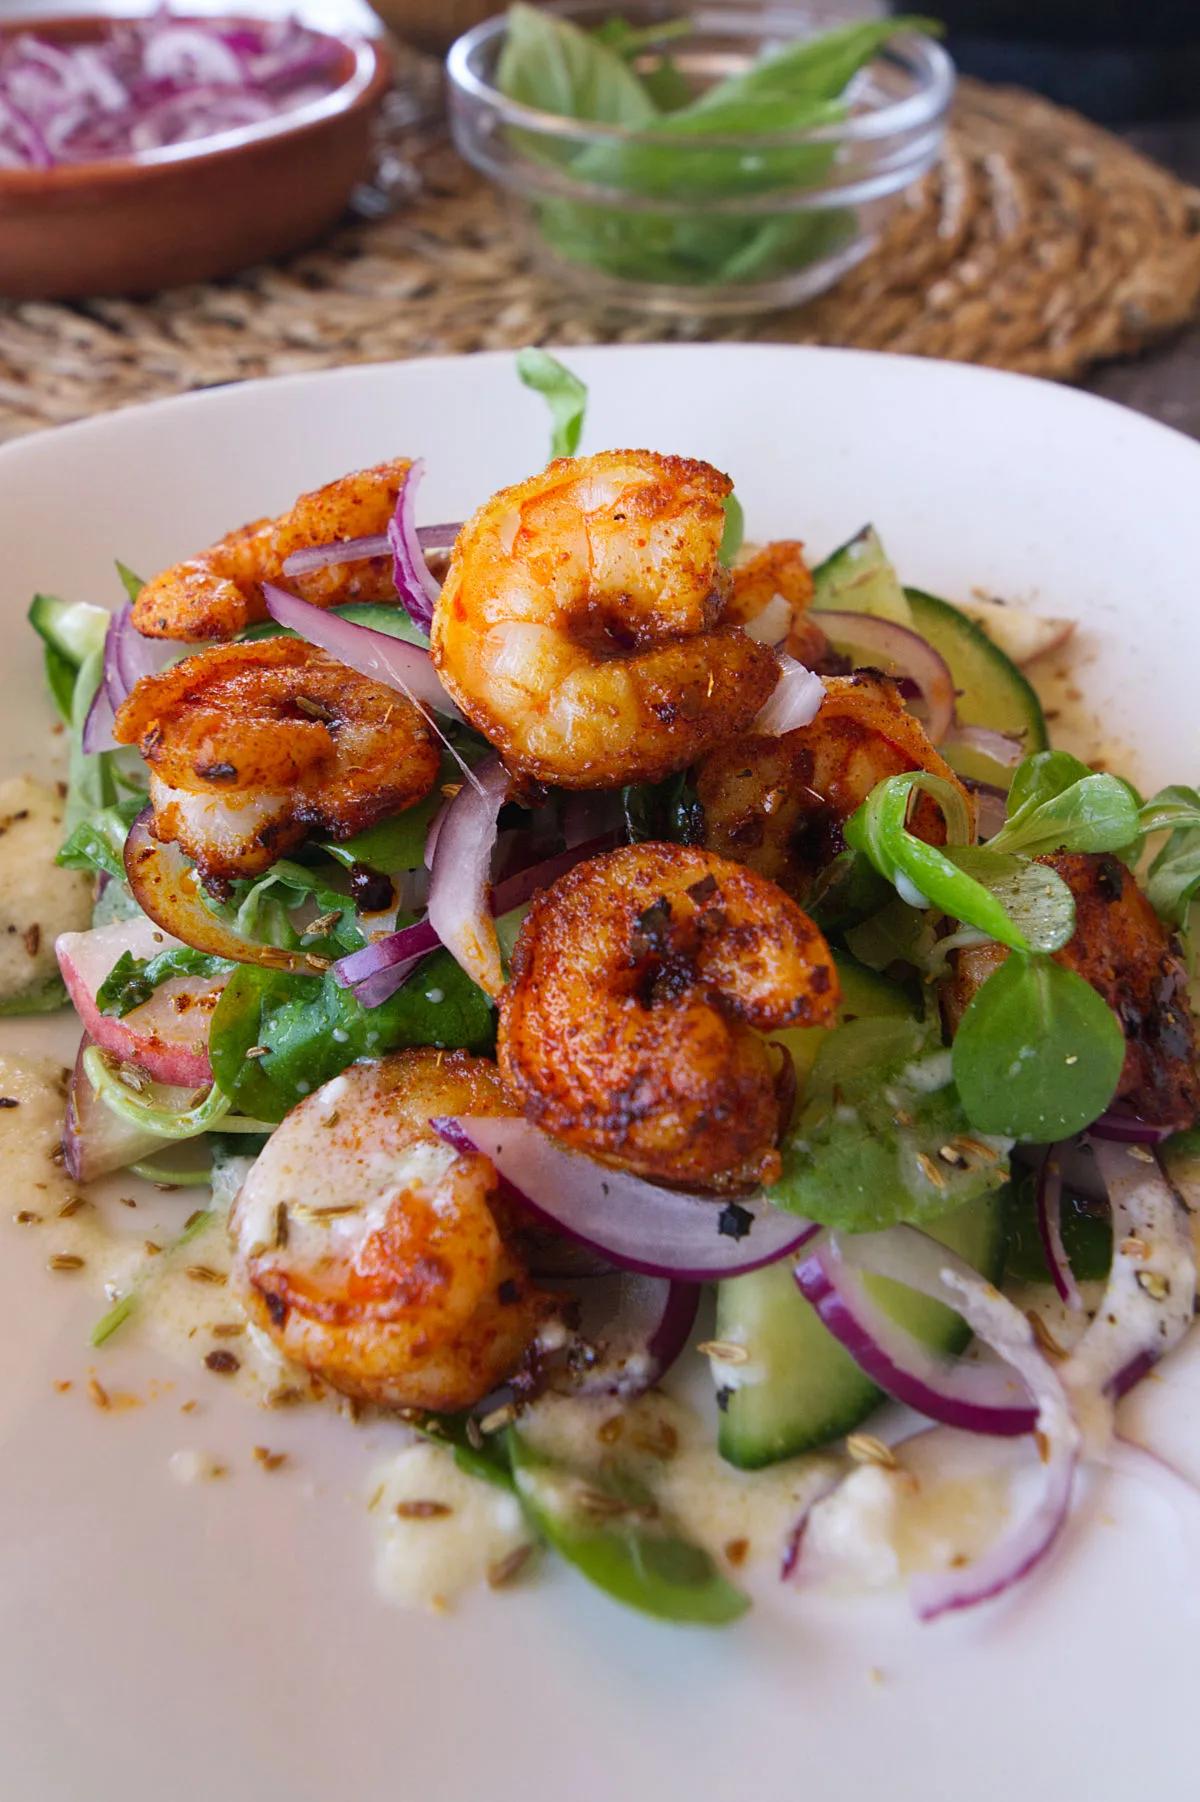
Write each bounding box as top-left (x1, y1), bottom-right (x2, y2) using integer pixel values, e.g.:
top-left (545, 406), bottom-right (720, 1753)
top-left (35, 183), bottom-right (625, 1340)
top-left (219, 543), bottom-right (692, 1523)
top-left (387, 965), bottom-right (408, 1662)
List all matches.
top-left (431, 450), bottom-right (779, 789)
top-left (498, 842), bottom-right (840, 1192)
top-left (113, 637), bottom-right (439, 895)
top-left (132, 458), bottom-right (412, 641)
top-left (943, 852), bottom-right (1200, 1130)
top-left (695, 672), bottom-right (972, 902)
top-left (229, 1050), bottom-right (563, 1414)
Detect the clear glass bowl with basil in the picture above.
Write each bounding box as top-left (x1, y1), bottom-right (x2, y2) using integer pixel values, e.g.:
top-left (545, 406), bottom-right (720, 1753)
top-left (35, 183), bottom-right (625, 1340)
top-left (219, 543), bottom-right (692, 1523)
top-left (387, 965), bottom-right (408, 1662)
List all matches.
top-left (447, 3), bottom-right (955, 316)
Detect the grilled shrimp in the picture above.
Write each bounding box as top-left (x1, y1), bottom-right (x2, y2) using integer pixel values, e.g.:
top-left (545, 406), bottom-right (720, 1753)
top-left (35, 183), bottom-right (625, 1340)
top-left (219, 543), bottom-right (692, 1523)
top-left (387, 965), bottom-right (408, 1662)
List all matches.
top-left (229, 1050), bottom-right (563, 1414)
top-left (498, 842), bottom-right (840, 1192)
top-left (431, 451), bottom-right (779, 789)
top-left (943, 852), bottom-right (1200, 1130)
top-left (695, 672), bottom-right (972, 902)
top-left (132, 458), bottom-right (411, 641)
top-left (113, 638), bottom-right (439, 895)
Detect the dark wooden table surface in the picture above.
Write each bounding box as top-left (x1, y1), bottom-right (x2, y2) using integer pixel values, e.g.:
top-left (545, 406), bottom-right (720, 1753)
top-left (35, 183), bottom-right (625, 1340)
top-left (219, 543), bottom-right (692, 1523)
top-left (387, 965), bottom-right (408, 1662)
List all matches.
top-left (1086, 120), bottom-right (1200, 437)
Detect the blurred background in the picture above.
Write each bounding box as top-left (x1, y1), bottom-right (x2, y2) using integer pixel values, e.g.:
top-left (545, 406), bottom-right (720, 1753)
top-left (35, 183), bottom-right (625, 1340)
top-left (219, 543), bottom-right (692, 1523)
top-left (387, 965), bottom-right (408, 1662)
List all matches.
top-left (1, 0), bottom-right (1198, 441)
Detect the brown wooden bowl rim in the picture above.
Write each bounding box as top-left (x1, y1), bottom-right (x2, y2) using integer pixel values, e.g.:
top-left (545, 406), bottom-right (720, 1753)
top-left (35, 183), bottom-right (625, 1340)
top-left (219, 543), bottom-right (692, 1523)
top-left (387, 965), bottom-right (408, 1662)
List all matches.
top-left (0, 15), bottom-right (391, 193)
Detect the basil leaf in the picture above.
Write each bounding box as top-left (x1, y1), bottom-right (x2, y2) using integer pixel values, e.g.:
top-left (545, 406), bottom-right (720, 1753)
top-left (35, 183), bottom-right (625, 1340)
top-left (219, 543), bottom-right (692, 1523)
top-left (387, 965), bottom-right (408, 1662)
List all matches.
top-left (497, 2), bottom-right (658, 125)
top-left (515, 347), bottom-right (589, 461)
top-left (684, 16), bottom-right (941, 110)
top-left (988, 750), bottom-right (1140, 857)
top-left (208, 953), bottom-right (494, 1122)
top-left (97, 946), bottom-right (231, 1019)
top-left (951, 953), bottom-right (1125, 1141)
top-left (506, 1429), bottom-right (748, 1626)
top-left (769, 1016), bottom-right (1011, 1231)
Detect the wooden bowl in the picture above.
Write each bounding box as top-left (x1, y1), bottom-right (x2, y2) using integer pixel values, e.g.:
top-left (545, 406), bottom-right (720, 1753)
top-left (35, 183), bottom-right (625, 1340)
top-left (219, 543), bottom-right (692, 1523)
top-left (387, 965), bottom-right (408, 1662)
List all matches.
top-left (371, 0), bottom-right (503, 54)
top-left (0, 17), bottom-right (392, 302)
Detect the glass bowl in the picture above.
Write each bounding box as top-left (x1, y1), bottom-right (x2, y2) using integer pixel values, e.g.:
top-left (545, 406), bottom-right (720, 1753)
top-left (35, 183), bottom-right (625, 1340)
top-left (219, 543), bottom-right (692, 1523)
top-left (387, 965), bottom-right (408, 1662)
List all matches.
top-left (446, 2), bottom-right (955, 317)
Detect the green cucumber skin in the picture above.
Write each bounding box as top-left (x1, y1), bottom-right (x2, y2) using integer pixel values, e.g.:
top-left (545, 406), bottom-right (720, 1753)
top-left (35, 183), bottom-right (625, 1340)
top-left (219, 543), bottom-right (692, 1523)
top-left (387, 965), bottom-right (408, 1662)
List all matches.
top-left (904, 587), bottom-right (1047, 784)
top-left (28, 594), bottom-right (110, 668)
top-left (714, 1190), bottom-right (1010, 1470)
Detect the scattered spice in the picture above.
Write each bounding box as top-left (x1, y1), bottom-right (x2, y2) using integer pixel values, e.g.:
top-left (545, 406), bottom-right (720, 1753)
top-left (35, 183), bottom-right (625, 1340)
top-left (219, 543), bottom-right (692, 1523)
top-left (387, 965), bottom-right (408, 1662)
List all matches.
top-left (57, 1195), bottom-right (86, 1218)
top-left (243, 1045), bottom-right (270, 1060)
top-left (717, 1202), bottom-right (754, 1240)
top-left (88, 1377), bottom-right (110, 1410)
top-left (846, 1433), bottom-right (899, 1468)
top-left (395, 1498), bottom-right (453, 1519)
top-left (1136, 1269), bottom-right (1169, 1300)
top-left (274, 1202), bottom-right (289, 1248)
top-left (48, 1252), bottom-right (84, 1271)
top-left (479, 1402), bottom-right (516, 1435)
top-left (631, 1419), bottom-right (679, 1461)
top-left (119, 1196), bottom-right (137, 1208)
top-left (252, 1446), bottom-right (289, 1472)
top-left (1027, 1311), bottom-right (1067, 1360)
top-left (211, 1323), bottom-right (245, 1339)
top-left (266, 1384), bottom-right (305, 1408)
top-left (182, 1208), bottom-right (208, 1233)
top-left (143, 1240), bottom-right (162, 1255)
top-left (186, 1265), bottom-right (226, 1285)
top-left (0, 1096), bottom-right (19, 1109)
top-left (54, 1379), bottom-right (72, 1392)
top-left (724, 1537), bottom-right (750, 1567)
top-left (487, 1544), bottom-right (534, 1588)
top-left (14, 1210), bottom-right (40, 1224)
top-left (696, 1339), bottom-right (750, 1366)
top-left (597, 1415), bottom-right (624, 1446)
top-left (304, 953), bottom-right (333, 973)
top-left (204, 1349), bottom-right (240, 1375)
top-left (23, 923), bottom-right (41, 957)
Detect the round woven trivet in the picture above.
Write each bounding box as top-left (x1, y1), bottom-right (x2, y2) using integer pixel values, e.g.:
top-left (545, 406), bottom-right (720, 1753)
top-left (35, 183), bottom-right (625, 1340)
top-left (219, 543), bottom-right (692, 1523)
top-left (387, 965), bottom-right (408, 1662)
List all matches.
top-left (1, 73), bottom-right (1198, 441)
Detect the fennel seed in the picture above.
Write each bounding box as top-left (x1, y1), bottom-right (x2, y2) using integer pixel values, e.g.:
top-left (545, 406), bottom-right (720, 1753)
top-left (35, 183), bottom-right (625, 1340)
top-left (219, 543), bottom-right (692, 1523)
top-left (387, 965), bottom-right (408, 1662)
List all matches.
top-left (696, 1339), bottom-right (750, 1366)
top-left (916, 1152), bottom-right (946, 1190)
top-left (204, 1350), bottom-right (240, 1375)
top-left (479, 1403), bottom-right (516, 1435)
top-left (395, 1499), bottom-right (452, 1520)
top-left (48, 1253), bottom-right (84, 1271)
top-left (846, 1433), bottom-right (898, 1469)
top-left (186, 1265), bottom-right (226, 1286)
top-left (252, 1446), bottom-right (288, 1472)
top-left (87, 1378), bottom-right (109, 1410)
top-left (487, 1545), bottom-right (533, 1588)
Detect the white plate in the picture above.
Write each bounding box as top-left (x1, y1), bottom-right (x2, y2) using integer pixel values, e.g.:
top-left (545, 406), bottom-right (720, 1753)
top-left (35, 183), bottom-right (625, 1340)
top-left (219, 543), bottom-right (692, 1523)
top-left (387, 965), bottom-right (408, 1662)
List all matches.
top-left (1, 344), bottom-right (1199, 1802)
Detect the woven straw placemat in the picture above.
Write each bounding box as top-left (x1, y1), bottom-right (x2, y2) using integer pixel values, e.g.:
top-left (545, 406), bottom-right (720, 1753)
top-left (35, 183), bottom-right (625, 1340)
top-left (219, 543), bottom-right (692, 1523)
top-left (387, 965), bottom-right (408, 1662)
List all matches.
top-left (1, 71), bottom-right (1198, 441)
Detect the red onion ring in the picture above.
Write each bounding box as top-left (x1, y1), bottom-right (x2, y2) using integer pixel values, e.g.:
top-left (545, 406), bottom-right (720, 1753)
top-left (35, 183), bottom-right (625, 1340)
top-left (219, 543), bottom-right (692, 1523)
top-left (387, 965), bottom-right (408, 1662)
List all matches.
top-left (816, 610), bottom-right (957, 744)
top-left (794, 1233), bottom-right (1037, 1436)
top-left (753, 652), bottom-right (824, 736)
top-left (261, 581), bottom-right (455, 721)
top-left (433, 1115), bottom-right (820, 1280)
top-left (568, 1274), bottom-right (701, 1399)
top-left (280, 532), bottom-right (390, 578)
top-left (335, 831), bottom-right (620, 1008)
top-left (417, 523), bottom-right (463, 554)
top-left (1035, 1146), bottom-right (1083, 1312)
top-left (1089, 1108), bottom-right (1178, 1145)
top-left (386, 457), bottom-right (440, 633)
top-left (944, 722), bottom-right (1026, 768)
top-left (426, 754), bottom-right (509, 998)
top-left (1063, 1139), bottom-right (1196, 1407)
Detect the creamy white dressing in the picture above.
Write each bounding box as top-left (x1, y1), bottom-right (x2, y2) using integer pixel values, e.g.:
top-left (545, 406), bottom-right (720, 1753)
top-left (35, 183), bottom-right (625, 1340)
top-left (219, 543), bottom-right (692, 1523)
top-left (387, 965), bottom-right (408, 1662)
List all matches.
top-left (0, 776), bottom-right (91, 1001)
top-left (369, 1441), bottom-right (534, 1611)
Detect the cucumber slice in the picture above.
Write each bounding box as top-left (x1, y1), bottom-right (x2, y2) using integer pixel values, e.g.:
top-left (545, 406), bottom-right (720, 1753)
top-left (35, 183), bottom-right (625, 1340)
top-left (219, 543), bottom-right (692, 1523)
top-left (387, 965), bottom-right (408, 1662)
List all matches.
top-left (242, 602), bottom-right (427, 647)
top-left (715, 1189), bottom-right (1010, 1469)
top-left (906, 587), bottom-right (1047, 786)
top-left (811, 526), bottom-right (913, 627)
top-left (772, 951), bottom-right (917, 1089)
top-left (28, 594), bottom-right (110, 669)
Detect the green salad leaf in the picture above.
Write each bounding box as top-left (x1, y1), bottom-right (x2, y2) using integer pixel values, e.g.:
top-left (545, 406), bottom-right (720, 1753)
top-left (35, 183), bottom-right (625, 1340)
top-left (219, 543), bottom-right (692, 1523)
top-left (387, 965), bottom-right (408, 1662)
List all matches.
top-left (208, 952), bottom-right (494, 1122)
top-left (498, 2), bottom-right (657, 126)
top-left (515, 346), bottom-right (589, 460)
top-left (97, 946), bottom-right (231, 1019)
top-left (719, 492), bottom-right (744, 564)
top-left (0, 972), bottom-right (70, 1018)
top-left (987, 750), bottom-right (1141, 858)
top-left (115, 561), bottom-right (145, 603)
top-left (57, 796), bottom-right (145, 882)
top-left (951, 952), bottom-right (1125, 1141)
top-left (1137, 784), bottom-right (1200, 926)
top-left (770, 1015), bottom-right (1011, 1231)
top-left (1004, 1161), bottom-right (1112, 1286)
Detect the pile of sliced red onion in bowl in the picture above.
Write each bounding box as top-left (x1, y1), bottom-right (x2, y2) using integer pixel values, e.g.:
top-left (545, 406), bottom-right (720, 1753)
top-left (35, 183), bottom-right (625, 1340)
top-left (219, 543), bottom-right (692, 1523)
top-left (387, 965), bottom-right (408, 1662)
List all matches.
top-left (0, 12), bottom-right (344, 169)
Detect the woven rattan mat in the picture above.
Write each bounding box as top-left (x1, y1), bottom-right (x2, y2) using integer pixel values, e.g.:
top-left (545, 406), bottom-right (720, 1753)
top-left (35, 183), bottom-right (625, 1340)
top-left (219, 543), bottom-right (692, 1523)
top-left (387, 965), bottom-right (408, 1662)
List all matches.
top-left (2, 72), bottom-right (1199, 441)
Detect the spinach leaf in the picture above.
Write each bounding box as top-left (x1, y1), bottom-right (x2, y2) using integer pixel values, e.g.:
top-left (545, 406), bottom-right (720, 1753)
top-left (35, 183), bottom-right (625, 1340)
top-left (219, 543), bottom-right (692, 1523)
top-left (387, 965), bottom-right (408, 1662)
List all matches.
top-left (951, 953), bottom-right (1125, 1141)
top-left (208, 952), bottom-right (494, 1121)
top-left (57, 796), bottom-right (148, 881)
top-left (115, 561), bottom-right (145, 603)
top-left (770, 1015), bottom-right (1011, 1231)
top-left (97, 946), bottom-right (231, 1018)
top-left (622, 767), bottom-right (702, 845)
top-left (506, 1429), bottom-right (748, 1625)
top-left (320, 788), bottom-right (443, 876)
top-left (987, 750), bottom-right (1140, 858)
top-left (515, 347), bottom-right (589, 459)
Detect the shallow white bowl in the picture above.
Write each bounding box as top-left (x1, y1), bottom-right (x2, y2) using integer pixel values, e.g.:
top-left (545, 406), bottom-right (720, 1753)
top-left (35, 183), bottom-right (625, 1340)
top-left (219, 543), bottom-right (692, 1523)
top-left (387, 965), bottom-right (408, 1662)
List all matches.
top-left (0, 344), bottom-right (1198, 1802)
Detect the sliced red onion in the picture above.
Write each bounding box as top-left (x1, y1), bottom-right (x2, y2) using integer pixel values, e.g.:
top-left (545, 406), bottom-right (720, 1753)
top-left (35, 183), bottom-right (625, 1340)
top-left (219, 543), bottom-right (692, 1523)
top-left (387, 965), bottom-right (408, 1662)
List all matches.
top-left (263, 581), bottom-right (454, 720)
top-left (280, 532), bottom-right (390, 578)
top-left (433, 1115), bottom-right (820, 1280)
top-left (423, 795), bottom-right (451, 872)
top-left (817, 610), bottom-right (956, 744)
top-left (0, 16), bottom-right (342, 168)
top-left (82, 679), bottom-right (117, 754)
top-left (1089, 1108), bottom-right (1178, 1145)
top-left (569, 1274), bottom-right (700, 1399)
top-left (426, 754), bottom-right (509, 999)
top-left (964, 779), bottom-right (1009, 841)
top-left (1036, 1146), bottom-right (1083, 1312)
top-left (944, 722), bottom-right (1026, 768)
top-left (336, 831), bottom-right (620, 1008)
top-left (780, 1473), bottom-right (844, 1582)
top-left (106, 601), bottom-right (176, 711)
top-left (794, 1232), bottom-right (1037, 1436)
top-left (1062, 1139), bottom-right (1196, 1416)
top-left (387, 458), bottom-right (440, 634)
top-left (417, 523), bottom-right (463, 554)
top-left (754, 652), bottom-right (825, 736)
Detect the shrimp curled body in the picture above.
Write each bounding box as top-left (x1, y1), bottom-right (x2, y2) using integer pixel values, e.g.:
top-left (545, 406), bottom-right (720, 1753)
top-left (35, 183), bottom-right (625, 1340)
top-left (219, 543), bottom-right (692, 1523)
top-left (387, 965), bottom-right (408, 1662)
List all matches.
top-left (696, 672), bottom-right (972, 901)
top-left (431, 451), bottom-right (779, 789)
top-left (113, 638), bottom-right (439, 894)
top-left (132, 458), bottom-right (411, 641)
top-left (229, 1050), bottom-right (562, 1413)
top-left (499, 842), bottom-right (840, 1192)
